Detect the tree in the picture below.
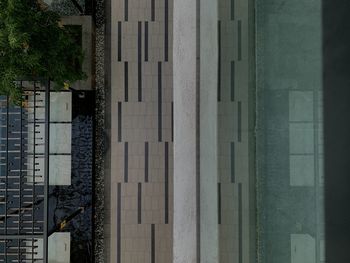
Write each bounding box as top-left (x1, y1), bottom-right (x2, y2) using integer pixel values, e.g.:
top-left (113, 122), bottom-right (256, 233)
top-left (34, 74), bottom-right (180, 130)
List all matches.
top-left (0, 0), bottom-right (86, 103)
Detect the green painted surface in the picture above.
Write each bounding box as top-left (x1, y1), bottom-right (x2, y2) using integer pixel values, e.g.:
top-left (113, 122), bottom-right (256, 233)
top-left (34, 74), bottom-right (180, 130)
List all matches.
top-left (256, 0), bottom-right (324, 262)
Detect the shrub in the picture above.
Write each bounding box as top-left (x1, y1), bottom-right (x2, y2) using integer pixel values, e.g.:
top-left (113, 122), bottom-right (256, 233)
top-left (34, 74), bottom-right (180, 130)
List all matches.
top-left (0, 0), bottom-right (86, 103)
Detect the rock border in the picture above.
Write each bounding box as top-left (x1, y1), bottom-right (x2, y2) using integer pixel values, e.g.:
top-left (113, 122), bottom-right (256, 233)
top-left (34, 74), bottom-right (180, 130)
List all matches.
top-left (94, 0), bottom-right (106, 261)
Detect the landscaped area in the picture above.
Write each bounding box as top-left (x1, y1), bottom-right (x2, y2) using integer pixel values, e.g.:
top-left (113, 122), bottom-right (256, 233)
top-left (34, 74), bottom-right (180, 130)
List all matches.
top-left (0, 0), bottom-right (104, 262)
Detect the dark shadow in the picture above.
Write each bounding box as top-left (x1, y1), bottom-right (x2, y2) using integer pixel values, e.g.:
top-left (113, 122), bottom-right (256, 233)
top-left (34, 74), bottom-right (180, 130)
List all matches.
top-left (323, 0), bottom-right (350, 262)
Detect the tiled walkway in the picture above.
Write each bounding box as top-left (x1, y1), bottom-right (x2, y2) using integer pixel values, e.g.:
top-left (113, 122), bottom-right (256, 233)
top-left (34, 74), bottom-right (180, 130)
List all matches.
top-left (106, 1), bottom-right (174, 262)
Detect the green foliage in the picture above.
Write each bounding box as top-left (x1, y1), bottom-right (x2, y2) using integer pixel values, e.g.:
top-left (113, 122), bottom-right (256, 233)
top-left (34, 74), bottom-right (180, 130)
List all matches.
top-left (0, 0), bottom-right (86, 103)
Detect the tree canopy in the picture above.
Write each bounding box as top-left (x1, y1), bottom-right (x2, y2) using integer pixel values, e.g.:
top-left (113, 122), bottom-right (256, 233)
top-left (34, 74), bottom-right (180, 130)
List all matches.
top-left (0, 0), bottom-right (86, 103)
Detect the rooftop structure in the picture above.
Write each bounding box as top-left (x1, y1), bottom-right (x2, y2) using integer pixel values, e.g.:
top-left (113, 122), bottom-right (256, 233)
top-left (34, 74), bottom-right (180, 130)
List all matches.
top-left (0, 81), bottom-right (95, 262)
top-left (0, 81), bottom-right (51, 262)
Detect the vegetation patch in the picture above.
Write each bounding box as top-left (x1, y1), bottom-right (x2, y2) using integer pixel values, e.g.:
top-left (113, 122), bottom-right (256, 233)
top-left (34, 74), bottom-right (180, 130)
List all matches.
top-left (0, 0), bottom-right (86, 103)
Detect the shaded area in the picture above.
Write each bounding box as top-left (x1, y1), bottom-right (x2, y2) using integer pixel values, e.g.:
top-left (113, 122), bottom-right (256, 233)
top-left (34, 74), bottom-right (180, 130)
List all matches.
top-left (323, 0), bottom-right (350, 262)
top-left (48, 91), bottom-right (95, 262)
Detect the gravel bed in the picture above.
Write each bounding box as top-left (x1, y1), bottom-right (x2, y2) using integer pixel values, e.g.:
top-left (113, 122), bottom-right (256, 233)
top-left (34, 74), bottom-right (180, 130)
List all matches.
top-left (47, 0), bottom-right (107, 261)
top-left (49, 0), bottom-right (85, 16)
top-left (94, 0), bottom-right (106, 262)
